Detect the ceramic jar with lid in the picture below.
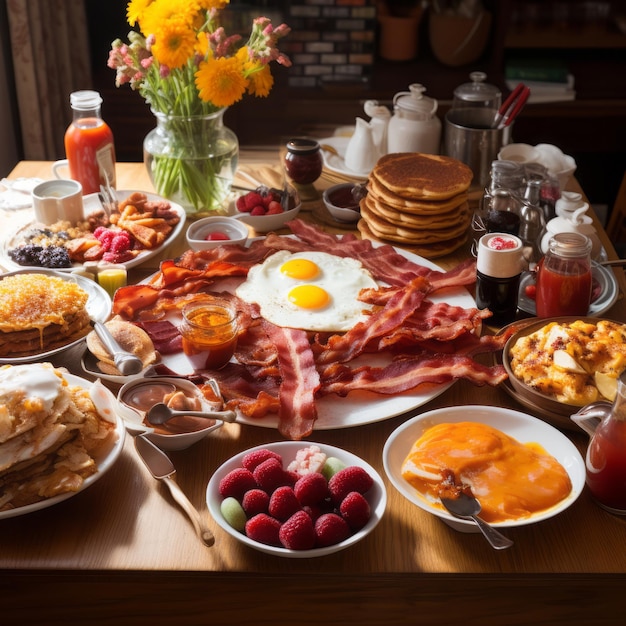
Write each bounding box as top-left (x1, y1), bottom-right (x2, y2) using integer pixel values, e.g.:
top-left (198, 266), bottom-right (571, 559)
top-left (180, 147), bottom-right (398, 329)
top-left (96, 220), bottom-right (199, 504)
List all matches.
top-left (387, 84), bottom-right (441, 155)
top-left (284, 138), bottom-right (323, 185)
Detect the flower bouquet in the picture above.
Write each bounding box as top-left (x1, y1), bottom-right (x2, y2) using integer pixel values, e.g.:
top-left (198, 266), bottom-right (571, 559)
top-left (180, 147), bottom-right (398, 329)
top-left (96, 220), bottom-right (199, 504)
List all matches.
top-left (108, 0), bottom-right (291, 214)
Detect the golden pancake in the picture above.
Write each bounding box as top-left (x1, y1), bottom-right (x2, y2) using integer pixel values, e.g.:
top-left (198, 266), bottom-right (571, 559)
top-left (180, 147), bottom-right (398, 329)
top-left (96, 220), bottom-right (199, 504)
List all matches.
top-left (368, 174), bottom-right (468, 213)
top-left (360, 201), bottom-right (470, 243)
top-left (357, 219), bottom-right (468, 259)
top-left (371, 153), bottom-right (473, 200)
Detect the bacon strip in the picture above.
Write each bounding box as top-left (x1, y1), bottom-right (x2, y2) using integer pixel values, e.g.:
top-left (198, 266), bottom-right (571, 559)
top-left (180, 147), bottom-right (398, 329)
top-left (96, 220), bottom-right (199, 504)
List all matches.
top-left (319, 356), bottom-right (508, 396)
top-left (315, 276), bottom-right (431, 365)
top-left (263, 320), bottom-right (320, 440)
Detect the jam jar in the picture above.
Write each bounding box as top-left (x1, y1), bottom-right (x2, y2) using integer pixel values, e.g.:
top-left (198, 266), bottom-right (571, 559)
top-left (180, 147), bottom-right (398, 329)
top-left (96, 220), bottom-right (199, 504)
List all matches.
top-left (535, 232), bottom-right (592, 317)
top-left (284, 138), bottom-right (323, 185)
top-left (179, 298), bottom-right (238, 370)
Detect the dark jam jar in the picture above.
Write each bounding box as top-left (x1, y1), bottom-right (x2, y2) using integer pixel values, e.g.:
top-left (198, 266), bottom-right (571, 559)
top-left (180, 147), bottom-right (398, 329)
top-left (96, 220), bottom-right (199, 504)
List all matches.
top-left (284, 138), bottom-right (323, 185)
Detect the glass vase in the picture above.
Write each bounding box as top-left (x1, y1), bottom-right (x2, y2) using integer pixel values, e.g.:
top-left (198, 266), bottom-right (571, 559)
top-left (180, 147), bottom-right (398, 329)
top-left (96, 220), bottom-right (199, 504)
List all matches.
top-left (143, 109), bottom-right (239, 216)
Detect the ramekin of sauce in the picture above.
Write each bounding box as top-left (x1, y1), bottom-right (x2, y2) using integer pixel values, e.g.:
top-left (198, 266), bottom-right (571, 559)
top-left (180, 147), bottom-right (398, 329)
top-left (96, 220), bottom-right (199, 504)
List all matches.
top-left (179, 299), bottom-right (238, 370)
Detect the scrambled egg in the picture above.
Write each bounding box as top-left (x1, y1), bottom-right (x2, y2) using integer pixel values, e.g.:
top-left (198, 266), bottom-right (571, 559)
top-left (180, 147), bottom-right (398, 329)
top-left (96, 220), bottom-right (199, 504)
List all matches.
top-left (509, 320), bottom-right (626, 405)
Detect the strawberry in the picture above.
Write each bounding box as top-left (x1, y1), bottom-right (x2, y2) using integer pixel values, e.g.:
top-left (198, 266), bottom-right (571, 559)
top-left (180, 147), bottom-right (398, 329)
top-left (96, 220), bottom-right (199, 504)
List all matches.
top-left (328, 466), bottom-right (374, 503)
top-left (268, 486), bottom-right (301, 521)
top-left (253, 457), bottom-right (292, 493)
top-left (241, 448), bottom-right (282, 472)
top-left (266, 201), bottom-right (284, 215)
top-left (279, 510), bottom-right (316, 550)
top-left (339, 491), bottom-right (371, 530)
top-left (294, 472), bottom-right (329, 506)
top-left (250, 205), bottom-right (266, 216)
top-left (245, 513), bottom-right (281, 546)
top-left (243, 191), bottom-right (265, 211)
top-left (206, 231), bottom-right (230, 241)
top-left (314, 513), bottom-right (350, 547)
top-left (218, 467), bottom-right (257, 500)
top-left (241, 488), bottom-right (270, 516)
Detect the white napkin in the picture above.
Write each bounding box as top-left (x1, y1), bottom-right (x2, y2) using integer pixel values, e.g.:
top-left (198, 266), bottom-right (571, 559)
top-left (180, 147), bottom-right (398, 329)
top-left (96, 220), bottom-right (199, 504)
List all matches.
top-left (0, 177), bottom-right (44, 210)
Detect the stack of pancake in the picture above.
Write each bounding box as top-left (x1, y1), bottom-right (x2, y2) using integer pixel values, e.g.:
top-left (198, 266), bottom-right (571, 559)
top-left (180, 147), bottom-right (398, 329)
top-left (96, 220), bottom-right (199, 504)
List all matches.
top-left (0, 273), bottom-right (91, 357)
top-left (358, 152), bottom-right (474, 258)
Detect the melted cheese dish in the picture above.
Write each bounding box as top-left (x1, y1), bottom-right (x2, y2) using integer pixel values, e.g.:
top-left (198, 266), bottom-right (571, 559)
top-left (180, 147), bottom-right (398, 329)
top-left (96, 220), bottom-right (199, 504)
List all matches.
top-left (401, 421), bottom-right (572, 523)
top-left (509, 320), bottom-right (626, 405)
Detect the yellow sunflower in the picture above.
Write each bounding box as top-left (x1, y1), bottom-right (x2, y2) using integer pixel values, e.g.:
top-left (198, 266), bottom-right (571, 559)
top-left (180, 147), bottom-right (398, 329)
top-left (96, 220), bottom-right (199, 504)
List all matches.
top-left (126, 0), bottom-right (153, 26)
top-left (195, 56), bottom-right (248, 107)
top-left (247, 64), bottom-right (274, 98)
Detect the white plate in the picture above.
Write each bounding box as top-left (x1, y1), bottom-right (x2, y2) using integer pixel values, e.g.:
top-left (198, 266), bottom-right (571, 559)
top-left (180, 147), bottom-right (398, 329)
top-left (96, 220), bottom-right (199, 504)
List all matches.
top-left (518, 262), bottom-right (619, 317)
top-left (1, 189), bottom-right (186, 272)
top-left (0, 373), bottom-right (125, 520)
top-left (80, 346), bottom-right (149, 385)
top-left (320, 136), bottom-right (370, 180)
top-left (206, 441), bottom-right (386, 558)
top-left (382, 405), bottom-right (585, 532)
top-left (158, 244), bottom-right (477, 430)
top-left (0, 268), bottom-right (111, 364)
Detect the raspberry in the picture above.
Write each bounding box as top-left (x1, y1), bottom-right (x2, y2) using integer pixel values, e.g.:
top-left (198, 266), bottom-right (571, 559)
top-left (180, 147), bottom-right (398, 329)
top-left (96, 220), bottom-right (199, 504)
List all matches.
top-left (294, 472), bottom-right (329, 506)
top-left (279, 510), bottom-right (316, 550)
top-left (110, 232), bottom-right (131, 254)
top-left (268, 486), bottom-right (301, 521)
top-left (235, 195), bottom-right (249, 212)
top-left (250, 205), bottom-right (266, 216)
top-left (241, 449), bottom-right (283, 472)
top-left (102, 250), bottom-right (134, 263)
top-left (242, 488), bottom-right (270, 517)
top-left (314, 513), bottom-right (350, 547)
top-left (95, 228), bottom-right (114, 250)
top-left (253, 457), bottom-right (291, 493)
top-left (339, 491), bottom-right (371, 531)
top-left (266, 201), bottom-right (284, 215)
top-left (218, 467), bottom-right (257, 500)
top-left (245, 513), bottom-right (281, 546)
top-left (243, 191), bottom-right (265, 211)
top-left (328, 466), bottom-right (374, 503)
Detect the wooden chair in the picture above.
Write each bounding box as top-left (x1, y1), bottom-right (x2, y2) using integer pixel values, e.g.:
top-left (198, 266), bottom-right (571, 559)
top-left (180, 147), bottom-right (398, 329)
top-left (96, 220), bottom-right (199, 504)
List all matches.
top-left (605, 172), bottom-right (626, 246)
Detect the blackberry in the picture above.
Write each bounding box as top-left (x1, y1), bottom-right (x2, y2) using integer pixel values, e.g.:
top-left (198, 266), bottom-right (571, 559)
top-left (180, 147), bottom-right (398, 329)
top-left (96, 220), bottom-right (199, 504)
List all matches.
top-left (8, 244), bottom-right (44, 266)
top-left (8, 244), bottom-right (71, 268)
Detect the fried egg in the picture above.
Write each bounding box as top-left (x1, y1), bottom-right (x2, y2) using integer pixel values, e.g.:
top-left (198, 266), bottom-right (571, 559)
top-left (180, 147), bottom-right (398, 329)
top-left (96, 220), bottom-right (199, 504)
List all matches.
top-left (235, 250), bottom-right (378, 331)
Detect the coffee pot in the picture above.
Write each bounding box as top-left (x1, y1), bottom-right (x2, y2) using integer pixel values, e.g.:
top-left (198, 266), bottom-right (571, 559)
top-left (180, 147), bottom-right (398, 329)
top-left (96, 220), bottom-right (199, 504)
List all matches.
top-left (387, 84), bottom-right (441, 155)
top-left (571, 371), bottom-right (626, 515)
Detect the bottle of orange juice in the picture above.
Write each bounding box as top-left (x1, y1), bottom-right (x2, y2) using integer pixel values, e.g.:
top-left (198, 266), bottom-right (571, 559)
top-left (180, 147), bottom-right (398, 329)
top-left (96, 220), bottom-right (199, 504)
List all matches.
top-left (64, 90), bottom-right (116, 195)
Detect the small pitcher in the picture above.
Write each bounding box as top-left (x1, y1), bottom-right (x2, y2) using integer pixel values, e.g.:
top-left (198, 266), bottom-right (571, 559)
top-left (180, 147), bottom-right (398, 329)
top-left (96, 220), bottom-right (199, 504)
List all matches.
top-left (571, 371), bottom-right (626, 515)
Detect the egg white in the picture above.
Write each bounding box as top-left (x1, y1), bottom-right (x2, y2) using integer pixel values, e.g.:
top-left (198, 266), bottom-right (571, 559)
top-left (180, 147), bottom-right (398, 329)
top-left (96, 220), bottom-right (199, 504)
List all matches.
top-left (235, 250), bottom-right (378, 332)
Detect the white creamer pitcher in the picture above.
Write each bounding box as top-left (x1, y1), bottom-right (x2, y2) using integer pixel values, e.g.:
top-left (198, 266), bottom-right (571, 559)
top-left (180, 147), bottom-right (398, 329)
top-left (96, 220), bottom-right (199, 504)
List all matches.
top-left (344, 117), bottom-right (379, 174)
top-left (541, 192), bottom-right (602, 259)
top-left (387, 84), bottom-right (441, 155)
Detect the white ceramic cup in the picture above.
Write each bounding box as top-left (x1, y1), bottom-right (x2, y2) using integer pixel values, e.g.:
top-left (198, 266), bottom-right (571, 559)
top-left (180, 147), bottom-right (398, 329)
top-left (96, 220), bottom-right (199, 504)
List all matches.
top-left (32, 179), bottom-right (84, 224)
top-left (51, 159), bottom-right (70, 180)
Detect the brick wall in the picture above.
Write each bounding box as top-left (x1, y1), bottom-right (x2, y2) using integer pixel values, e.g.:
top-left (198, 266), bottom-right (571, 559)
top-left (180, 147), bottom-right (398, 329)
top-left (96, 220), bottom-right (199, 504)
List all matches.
top-left (282, 0), bottom-right (377, 88)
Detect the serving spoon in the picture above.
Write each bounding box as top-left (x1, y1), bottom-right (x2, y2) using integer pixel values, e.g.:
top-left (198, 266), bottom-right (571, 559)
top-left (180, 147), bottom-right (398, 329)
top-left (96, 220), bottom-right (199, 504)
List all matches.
top-left (440, 492), bottom-right (514, 550)
top-left (93, 321), bottom-right (144, 376)
top-left (146, 402), bottom-right (237, 426)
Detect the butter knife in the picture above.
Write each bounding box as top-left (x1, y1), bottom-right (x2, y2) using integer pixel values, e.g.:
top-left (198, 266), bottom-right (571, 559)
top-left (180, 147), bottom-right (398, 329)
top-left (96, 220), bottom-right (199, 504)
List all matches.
top-left (134, 435), bottom-right (215, 547)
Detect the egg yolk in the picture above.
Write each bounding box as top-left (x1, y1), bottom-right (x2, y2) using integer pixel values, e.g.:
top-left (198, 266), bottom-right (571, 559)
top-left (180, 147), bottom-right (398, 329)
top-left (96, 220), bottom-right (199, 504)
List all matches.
top-left (288, 285), bottom-right (330, 309)
top-left (280, 258), bottom-right (320, 280)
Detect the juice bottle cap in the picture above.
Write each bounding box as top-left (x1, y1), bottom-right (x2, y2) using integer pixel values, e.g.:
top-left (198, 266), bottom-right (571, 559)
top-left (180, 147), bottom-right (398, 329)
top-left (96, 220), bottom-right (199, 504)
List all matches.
top-left (70, 90), bottom-right (103, 111)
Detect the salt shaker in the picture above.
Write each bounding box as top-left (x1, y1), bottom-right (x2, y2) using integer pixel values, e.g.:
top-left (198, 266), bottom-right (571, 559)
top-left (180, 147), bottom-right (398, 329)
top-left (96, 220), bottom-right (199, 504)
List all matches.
top-left (475, 233), bottom-right (525, 325)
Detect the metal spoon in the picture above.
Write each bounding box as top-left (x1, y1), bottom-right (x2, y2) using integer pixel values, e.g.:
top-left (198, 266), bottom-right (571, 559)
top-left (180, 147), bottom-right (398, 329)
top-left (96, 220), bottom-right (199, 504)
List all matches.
top-left (146, 402), bottom-right (237, 426)
top-left (440, 492), bottom-right (514, 550)
top-left (93, 321), bottom-right (144, 376)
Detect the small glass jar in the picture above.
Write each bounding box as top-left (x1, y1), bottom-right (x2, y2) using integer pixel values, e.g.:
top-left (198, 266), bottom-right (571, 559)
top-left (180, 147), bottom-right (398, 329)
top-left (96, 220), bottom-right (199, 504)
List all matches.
top-left (179, 299), bottom-right (238, 370)
top-left (284, 138), bottom-right (323, 185)
top-left (535, 232), bottom-right (592, 317)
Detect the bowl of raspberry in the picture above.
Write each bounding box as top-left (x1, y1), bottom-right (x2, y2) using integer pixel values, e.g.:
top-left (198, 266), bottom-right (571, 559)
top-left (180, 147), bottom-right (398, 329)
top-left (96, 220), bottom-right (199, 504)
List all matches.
top-left (207, 441), bottom-right (387, 558)
top-left (186, 216), bottom-right (250, 251)
top-left (228, 185), bottom-right (301, 233)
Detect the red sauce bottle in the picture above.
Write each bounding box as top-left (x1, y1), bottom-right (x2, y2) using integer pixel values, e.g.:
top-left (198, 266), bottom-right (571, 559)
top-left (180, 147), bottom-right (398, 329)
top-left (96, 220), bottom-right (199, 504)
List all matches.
top-left (64, 90), bottom-right (116, 195)
top-left (535, 232), bottom-right (592, 317)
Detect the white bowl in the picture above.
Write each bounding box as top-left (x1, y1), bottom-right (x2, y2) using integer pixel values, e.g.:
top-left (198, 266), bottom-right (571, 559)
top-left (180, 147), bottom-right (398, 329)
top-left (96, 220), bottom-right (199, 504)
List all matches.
top-left (383, 405), bottom-right (585, 533)
top-left (498, 142), bottom-right (576, 188)
top-left (228, 185), bottom-right (301, 233)
top-left (186, 216), bottom-right (249, 251)
top-left (207, 441), bottom-right (387, 558)
top-left (116, 377), bottom-right (223, 451)
top-left (322, 183), bottom-right (362, 223)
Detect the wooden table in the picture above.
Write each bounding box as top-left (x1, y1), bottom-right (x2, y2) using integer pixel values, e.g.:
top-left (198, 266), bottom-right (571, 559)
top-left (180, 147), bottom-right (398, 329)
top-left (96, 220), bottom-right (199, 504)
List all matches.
top-left (2, 158), bottom-right (626, 626)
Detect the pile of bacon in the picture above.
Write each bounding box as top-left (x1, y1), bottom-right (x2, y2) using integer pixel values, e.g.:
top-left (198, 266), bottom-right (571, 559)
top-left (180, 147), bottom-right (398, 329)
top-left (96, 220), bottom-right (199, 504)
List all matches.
top-left (112, 220), bottom-right (512, 440)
